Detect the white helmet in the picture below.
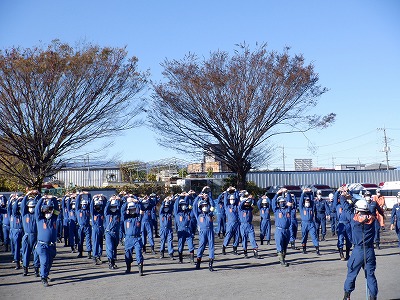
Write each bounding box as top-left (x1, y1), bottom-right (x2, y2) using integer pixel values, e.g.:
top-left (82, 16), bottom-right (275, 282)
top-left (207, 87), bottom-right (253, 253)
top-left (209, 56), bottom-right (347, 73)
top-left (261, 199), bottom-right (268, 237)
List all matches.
top-left (355, 199), bottom-right (369, 212)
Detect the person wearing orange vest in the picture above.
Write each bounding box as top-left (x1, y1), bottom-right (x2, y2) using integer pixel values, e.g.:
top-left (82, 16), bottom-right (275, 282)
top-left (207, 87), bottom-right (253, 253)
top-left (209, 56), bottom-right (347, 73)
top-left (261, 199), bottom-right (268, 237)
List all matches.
top-left (373, 189), bottom-right (386, 229)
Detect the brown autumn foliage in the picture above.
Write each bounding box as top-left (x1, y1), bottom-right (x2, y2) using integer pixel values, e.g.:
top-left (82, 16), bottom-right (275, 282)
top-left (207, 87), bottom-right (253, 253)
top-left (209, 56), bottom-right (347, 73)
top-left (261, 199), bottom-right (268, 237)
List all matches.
top-left (149, 43), bottom-right (335, 189)
top-left (0, 40), bottom-right (148, 190)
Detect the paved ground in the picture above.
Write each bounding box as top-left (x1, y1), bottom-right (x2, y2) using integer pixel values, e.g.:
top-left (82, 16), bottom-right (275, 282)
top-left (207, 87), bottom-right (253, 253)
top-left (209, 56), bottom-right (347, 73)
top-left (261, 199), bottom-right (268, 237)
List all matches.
top-left (1, 216), bottom-right (400, 300)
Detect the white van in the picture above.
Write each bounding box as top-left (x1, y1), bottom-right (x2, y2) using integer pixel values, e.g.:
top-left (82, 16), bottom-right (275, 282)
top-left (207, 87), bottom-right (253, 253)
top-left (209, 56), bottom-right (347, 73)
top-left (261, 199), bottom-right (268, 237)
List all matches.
top-left (379, 181), bottom-right (400, 210)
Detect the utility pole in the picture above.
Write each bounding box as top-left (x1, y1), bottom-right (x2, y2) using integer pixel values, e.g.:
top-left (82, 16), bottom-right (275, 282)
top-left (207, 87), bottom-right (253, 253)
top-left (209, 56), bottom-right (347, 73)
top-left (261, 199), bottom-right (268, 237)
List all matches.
top-left (277, 145), bottom-right (286, 171)
top-left (377, 127), bottom-right (390, 171)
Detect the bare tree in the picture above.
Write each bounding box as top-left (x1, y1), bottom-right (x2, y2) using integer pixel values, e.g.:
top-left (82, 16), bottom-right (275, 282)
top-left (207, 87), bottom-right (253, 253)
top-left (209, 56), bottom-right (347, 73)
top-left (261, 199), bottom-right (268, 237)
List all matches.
top-left (148, 43), bottom-right (335, 189)
top-left (0, 40), bottom-right (148, 190)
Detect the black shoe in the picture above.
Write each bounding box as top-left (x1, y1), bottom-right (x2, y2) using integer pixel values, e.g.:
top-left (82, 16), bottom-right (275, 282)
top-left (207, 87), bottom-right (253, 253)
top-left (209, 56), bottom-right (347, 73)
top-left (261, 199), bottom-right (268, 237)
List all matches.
top-left (321, 235), bottom-right (326, 241)
top-left (266, 240), bottom-right (270, 245)
top-left (77, 252), bottom-right (83, 258)
top-left (244, 250), bottom-right (248, 258)
top-left (195, 258), bottom-right (201, 270)
top-left (316, 246), bottom-right (321, 256)
top-left (151, 246), bottom-right (156, 255)
top-left (138, 263), bottom-right (143, 276)
top-left (222, 245), bottom-right (226, 255)
top-left (159, 251), bottom-right (164, 259)
top-left (23, 266), bottom-right (28, 276)
top-left (253, 249), bottom-right (259, 259)
top-left (34, 267), bottom-right (39, 277)
top-left (41, 277), bottom-right (49, 287)
top-left (260, 239), bottom-right (264, 245)
top-left (302, 245), bottom-right (307, 254)
top-left (233, 246), bottom-right (238, 255)
top-left (125, 264), bottom-right (131, 274)
top-left (343, 291), bottom-right (351, 300)
top-left (178, 252), bottom-right (183, 263)
top-left (208, 259), bottom-right (214, 272)
top-left (87, 252), bottom-right (92, 259)
top-left (15, 262), bottom-right (21, 270)
top-left (169, 253), bottom-right (175, 260)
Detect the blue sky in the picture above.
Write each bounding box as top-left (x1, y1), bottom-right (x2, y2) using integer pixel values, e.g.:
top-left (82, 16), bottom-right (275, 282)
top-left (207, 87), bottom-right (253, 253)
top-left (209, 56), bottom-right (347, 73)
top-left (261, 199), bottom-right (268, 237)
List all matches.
top-left (1, 0), bottom-right (399, 170)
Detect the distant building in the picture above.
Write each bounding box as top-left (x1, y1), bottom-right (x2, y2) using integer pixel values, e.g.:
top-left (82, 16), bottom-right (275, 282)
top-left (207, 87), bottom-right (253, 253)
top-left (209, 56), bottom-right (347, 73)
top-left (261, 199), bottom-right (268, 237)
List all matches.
top-left (365, 163), bottom-right (396, 170)
top-left (187, 144), bottom-right (230, 173)
top-left (294, 159), bottom-right (312, 171)
top-left (335, 164), bottom-right (366, 171)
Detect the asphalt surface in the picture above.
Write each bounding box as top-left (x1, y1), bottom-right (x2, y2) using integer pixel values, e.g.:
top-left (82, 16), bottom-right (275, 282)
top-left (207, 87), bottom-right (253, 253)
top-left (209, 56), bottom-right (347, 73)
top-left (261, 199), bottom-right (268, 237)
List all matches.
top-left (1, 215), bottom-right (400, 300)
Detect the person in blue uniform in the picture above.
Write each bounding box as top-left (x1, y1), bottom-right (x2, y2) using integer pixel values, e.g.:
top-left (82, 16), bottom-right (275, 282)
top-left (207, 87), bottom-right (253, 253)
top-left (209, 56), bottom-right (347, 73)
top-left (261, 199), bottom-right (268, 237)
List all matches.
top-left (104, 196), bottom-right (121, 270)
top-left (257, 195), bottom-right (271, 245)
top-left (272, 188), bottom-right (293, 267)
top-left (185, 190), bottom-right (198, 239)
top-left (174, 197), bottom-right (195, 263)
top-left (216, 192), bottom-right (226, 239)
top-left (314, 190), bottom-right (329, 241)
top-left (289, 193), bottom-right (300, 250)
top-left (158, 199), bottom-right (174, 260)
top-left (35, 195), bottom-right (59, 287)
top-left (363, 191), bottom-right (385, 250)
top-left (140, 197), bottom-right (156, 254)
top-left (149, 193), bottom-right (160, 238)
top-left (298, 191), bottom-right (320, 255)
top-left (90, 194), bottom-right (105, 265)
top-left (333, 188), bottom-right (352, 261)
top-left (390, 192), bottom-right (400, 249)
top-left (10, 195), bottom-right (24, 269)
top-left (193, 190), bottom-right (215, 271)
top-left (20, 191), bottom-right (40, 276)
top-left (75, 192), bottom-right (92, 258)
top-left (61, 194), bottom-right (70, 247)
top-left (65, 194), bottom-right (79, 253)
top-left (56, 200), bottom-right (63, 243)
top-left (122, 200), bottom-right (144, 276)
top-left (222, 189), bottom-right (240, 255)
top-left (238, 192), bottom-right (259, 258)
top-left (327, 193), bottom-right (337, 236)
top-left (0, 194), bottom-right (11, 252)
top-left (343, 199), bottom-right (378, 300)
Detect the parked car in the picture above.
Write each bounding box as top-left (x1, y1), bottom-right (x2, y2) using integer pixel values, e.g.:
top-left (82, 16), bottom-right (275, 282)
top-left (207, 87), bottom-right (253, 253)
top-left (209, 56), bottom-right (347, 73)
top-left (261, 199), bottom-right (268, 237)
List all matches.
top-left (302, 184), bottom-right (334, 200)
top-left (378, 181), bottom-right (400, 210)
top-left (265, 185), bottom-right (302, 200)
top-left (347, 183), bottom-right (380, 196)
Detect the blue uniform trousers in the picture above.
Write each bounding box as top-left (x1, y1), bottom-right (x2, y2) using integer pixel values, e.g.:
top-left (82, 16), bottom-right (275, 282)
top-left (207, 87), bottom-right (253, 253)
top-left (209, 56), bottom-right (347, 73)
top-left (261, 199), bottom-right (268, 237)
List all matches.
top-left (240, 223), bottom-right (258, 250)
top-left (275, 227), bottom-right (290, 253)
top-left (159, 227), bottom-right (174, 254)
top-left (68, 221), bottom-right (79, 250)
top-left (141, 222), bottom-right (154, 247)
top-left (315, 214), bottom-right (327, 238)
top-left (177, 229), bottom-right (194, 253)
top-left (344, 246), bottom-right (378, 297)
top-left (330, 214), bottom-right (337, 234)
top-left (337, 222), bottom-right (352, 249)
top-left (2, 224), bottom-right (10, 246)
top-left (301, 221), bottom-right (319, 246)
top-left (35, 242), bottom-right (56, 278)
top-left (289, 219), bottom-right (298, 243)
top-left (216, 214), bottom-right (226, 235)
top-left (124, 236), bottom-right (143, 265)
top-left (11, 228), bottom-right (23, 262)
top-left (197, 228), bottom-right (215, 259)
top-left (105, 231), bottom-right (119, 260)
top-left (91, 226), bottom-right (104, 258)
top-left (77, 225), bottom-right (92, 252)
top-left (22, 233), bottom-right (39, 268)
top-left (260, 218), bottom-right (271, 242)
top-left (223, 222), bottom-right (239, 247)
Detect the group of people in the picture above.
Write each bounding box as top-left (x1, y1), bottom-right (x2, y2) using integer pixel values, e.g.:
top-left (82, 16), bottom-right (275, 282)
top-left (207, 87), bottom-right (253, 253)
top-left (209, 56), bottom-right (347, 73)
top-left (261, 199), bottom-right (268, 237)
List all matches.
top-left (1, 185), bottom-right (400, 299)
